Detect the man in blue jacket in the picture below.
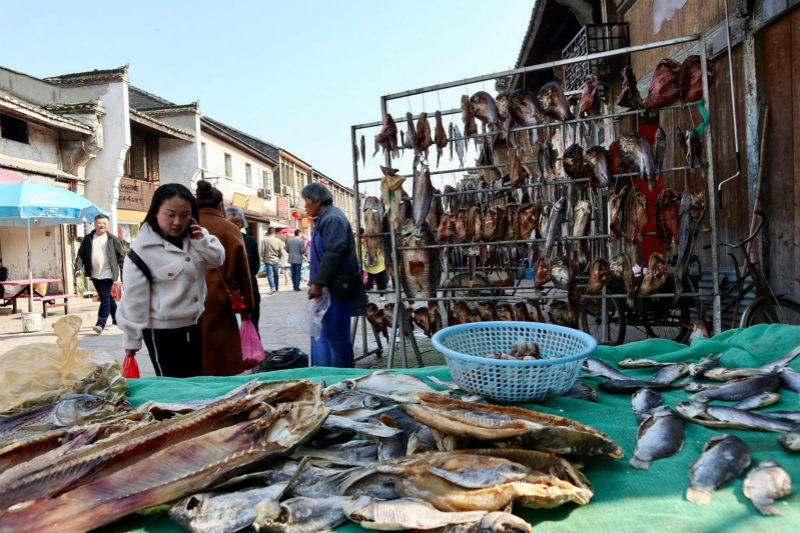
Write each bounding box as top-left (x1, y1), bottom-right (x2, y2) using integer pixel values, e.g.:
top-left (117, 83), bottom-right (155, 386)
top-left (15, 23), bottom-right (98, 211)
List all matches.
top-left (74, 214), bottom-right (125, 334)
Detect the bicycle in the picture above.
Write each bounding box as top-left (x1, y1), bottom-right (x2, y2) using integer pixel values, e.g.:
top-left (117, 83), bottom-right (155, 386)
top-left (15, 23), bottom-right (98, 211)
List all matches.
top-left (704, 210), bottom-right (800, 328)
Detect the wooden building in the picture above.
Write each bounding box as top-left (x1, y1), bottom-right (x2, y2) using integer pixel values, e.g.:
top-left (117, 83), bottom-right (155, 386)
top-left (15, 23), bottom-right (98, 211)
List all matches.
top-left (515, 0), bottom-right (800, 302)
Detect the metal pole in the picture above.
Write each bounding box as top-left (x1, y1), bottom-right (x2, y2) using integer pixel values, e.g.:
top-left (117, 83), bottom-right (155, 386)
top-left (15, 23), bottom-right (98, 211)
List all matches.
top-left (350, 125), bottom-right (369, 359)
top-left (383, 34), bottom-right (701, 101)
top-left (700, 34), bottom-right (722, 334)
top-left (27, 219), bottom-right (33, 313)
top-left (381, 95), bottom-right (411, 368)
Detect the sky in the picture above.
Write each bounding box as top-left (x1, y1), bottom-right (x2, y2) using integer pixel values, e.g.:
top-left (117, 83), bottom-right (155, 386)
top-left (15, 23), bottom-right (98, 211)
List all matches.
top-left (2, 0), bottom-right (534, 190)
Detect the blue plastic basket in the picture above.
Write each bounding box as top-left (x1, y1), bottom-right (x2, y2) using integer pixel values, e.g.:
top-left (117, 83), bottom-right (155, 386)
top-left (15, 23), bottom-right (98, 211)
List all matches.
top-left (431, 321), bottom-right (597, 403)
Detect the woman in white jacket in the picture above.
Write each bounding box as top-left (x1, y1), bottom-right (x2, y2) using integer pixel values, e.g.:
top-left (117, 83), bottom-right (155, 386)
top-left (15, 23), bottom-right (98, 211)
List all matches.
top-left (116, 183), bottom-right (225, 377)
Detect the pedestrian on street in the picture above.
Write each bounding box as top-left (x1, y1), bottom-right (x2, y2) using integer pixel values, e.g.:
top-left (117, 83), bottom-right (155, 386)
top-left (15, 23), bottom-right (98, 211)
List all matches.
top-left (225, 206), bottom-right (262, 335)
top-left (259, 227), bottom-right (282, 294)
top-left (285, 229), bottom-right (305, 291)
top-left (117, 183), bottom-right (224, 378)
top-left (281, 247), bottom-right (290, 285)
top-left (0, 257), bottom-right (7, 298)
top-left (197, 181), bottom-right (254, 376)
top-left (74, 214), bottom-right (125, 334)
top-left (301, 182), bottom-right (365, 368)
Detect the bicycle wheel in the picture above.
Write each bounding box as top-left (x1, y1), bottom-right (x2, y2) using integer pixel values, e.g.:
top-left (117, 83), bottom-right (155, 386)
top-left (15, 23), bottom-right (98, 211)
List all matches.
top-left (581, 297), bottom-right (626, 345)
top-left (644, 299), bottom-right (691, 343)
top-left (741, 296), bottom-right (800, 327)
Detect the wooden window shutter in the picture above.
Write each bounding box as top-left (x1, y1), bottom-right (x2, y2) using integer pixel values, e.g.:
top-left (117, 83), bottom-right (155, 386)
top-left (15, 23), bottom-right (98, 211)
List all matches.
top-left (132, 135), bottom-right (146, 179)
top-left (146, 137), bottom-right (160, 182)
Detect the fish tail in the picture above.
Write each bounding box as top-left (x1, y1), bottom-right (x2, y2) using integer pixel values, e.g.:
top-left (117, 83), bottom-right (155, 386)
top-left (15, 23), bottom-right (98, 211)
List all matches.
top-left (629, 457), bottom-right (651, 470)
top-left (754, 501), bottom-right (784, 516)
top-left (685, 487), bottom-right (713, 506)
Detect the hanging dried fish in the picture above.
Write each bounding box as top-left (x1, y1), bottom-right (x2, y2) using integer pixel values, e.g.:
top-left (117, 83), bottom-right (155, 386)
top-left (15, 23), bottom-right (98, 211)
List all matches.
top-left (586, 258), bottom-right (610, 295)
top-left (645, 58), bottom-right (682, 111)
top-left (405, 112), bottom-right (418, 151)
top-left (640, 252), bottom-right (669, 296)
top-left (537, 81), bottom-right (573, 122)
top-left (617, 66), bottom-right (644, 110)
top-left (360, 135), bottom-right (366, 167)
top-left (470, 91), bottom-right (501, 131)
top-left (584, 146), bottom-right (612, 188)
top-left (618, 132), bottom-right (657, 191)
top-left (434, 111), bottom-right (448, 167)
top-left (655, 188), bottom-right (680, 249)
top-left (416, 112), bottom-right (433, 155)
top-left (375, 113), bottom-right (399, 157)
top-left (461, 95), bottom-right (478, 137)
top-left (680, 55), bottom-right (704, 103)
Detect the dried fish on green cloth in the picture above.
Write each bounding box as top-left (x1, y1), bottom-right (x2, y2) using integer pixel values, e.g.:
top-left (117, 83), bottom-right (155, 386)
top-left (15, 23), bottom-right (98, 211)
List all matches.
top-left (253, 495), bottom-right (347, 533)
top-left (400, 393), bottom-right (622, 458)
top-left (170, 483), bottom-right (287, 533)
top-left (630, 406), bottom-right (685, 470)
top-left (0, 380), bottom-right (306, 509)
top-left (0, 386), bottom-right (329, 533)
top-left (686, 434), bottom-right (751, 506)
top-left (323, 371), bottom-right (444, 404)
top-left (675, 401), bottom-right (796, 432)
top-left (702, 346), bottom-right (800, 382)
top-left (778, 430), bottom-right (800, 452)
top-left (732, 392), bottom-right (781, 410)
top-left (340, 450), bottom-right (592, 512)
top-left (631, 388), bottom-right (662, 422)
top-left (343, 496), bottom-right (487, 531)
top-left (743, 460), bottom-right (792, 516)
top-left (689, 373), bottom-right (781, 402)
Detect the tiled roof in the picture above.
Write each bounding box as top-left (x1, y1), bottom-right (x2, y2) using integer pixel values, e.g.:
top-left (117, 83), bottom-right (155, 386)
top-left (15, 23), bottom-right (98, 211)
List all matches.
top-left (138, 103), bottom-right (199, 117)
top-left (0, 90), bottom-right (94, 134)
top-left (41, 101), bottom-right (106, 116)
top-left (128, 85), bottom-right (175, 110)
top-left (44, 65), bottom-right (129, 86)
top-left (201, 117), bottom-right (280, 162)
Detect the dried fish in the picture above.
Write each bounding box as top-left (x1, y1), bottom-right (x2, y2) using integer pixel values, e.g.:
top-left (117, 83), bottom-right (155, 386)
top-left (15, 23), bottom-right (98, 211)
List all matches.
top-left (254, 496), bottom-right (347, 533)
top-left (732, 392), bottom-right (781, 410)
top-left (778, 430), bottom-right (800, 452)
top-left (362, 196), bottom-right (383, 267)
top-left (170, 484), bottom-right (287, 533)
top-left (655, 188), bottom-right (680, 249)
top-left (617, 66), bottom-right (643, 110)
top-left (675, 401), bottom-right (796, 432)
top-left (630, 406), bottom-right (685, 470)
top-left (434, 111), bottom-right (448, 167)
top-left (375, 114), bottom-right (399, 157)
top-left (689, 373), bottom-right (782, 402)
top-left (416, 112), bottom-right (433, 154)
top-left (401, 220), bottom-right (440, 299)
top-left (653, 127), bottom-right (666, 177)
top-left (462, 95), bottom-right (478, 137)
top-left (650, 362), bottom-right (690, 385)
top-left (597, 379), bottom-right (677, 394)
top-left (585, 258), bottom-right (610, 295)
top-left (562, 382), bottom-right (598, 402)
top-left (537, 81), bottom-right (573, 122)
top-left (584, 146), bottom-right (612, 188)
top-left (687, 353), bottom-right (722, 379)
top-left (343, 496), bottom-right (486, 530)
top-left (631, 388), bottom-right (662, 422)
top-left (618, 131), bottom-right (656, 191)
top-left (645, 58), bottom-right (681, 111)
top-left (583, 357), bottom-right (631, 381)
top-left (743, 460), bottom-right (792, 516)
top-left (470, 91), bottom-right (501, 131)
top-left (686, 434), bottom-right (751, 505)
top-left (400, 393), bottom-right (623, 458)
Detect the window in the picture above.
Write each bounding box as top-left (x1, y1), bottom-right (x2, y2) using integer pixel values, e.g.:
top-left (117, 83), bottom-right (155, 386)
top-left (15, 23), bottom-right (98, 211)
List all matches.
top-left (262, 170), bottom-right (271, 190)
top-left (224, 153), bottom-right (232, 178)
top-left (245, 163), bottom-right (252, 185)
top-left (201, 142), bottom-right (207, 168)
top-left (125, 132), bottom-right (159, 181)
top-left (0, 114), bottom-right (29, 144)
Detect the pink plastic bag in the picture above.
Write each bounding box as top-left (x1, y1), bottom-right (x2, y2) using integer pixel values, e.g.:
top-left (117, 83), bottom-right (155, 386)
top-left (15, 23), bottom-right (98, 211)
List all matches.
top-left (240, 319), bottom-right (264, 369)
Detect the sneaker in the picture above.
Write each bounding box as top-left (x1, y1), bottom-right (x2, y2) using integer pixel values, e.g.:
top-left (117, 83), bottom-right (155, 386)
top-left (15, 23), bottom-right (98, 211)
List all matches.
top-left (106, 322), bottom-right (116, 329)
top-left (92, 325), bottom-right (104, 335)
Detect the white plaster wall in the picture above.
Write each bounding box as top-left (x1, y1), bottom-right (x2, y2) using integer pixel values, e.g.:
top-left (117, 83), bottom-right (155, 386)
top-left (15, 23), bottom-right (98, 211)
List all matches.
top-left (0, 122), bottom-right (59, 165)
top-left (0, 225), bottom-right (61, 288)
top-left (83, 82), bottom-right (130, 234)
top-left (200, 132), bottom-right (275, 209)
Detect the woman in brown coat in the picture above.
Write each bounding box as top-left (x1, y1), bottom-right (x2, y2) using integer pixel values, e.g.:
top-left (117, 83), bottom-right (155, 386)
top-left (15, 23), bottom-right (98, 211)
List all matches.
top-left (196, 181), bottom-right (255, 375)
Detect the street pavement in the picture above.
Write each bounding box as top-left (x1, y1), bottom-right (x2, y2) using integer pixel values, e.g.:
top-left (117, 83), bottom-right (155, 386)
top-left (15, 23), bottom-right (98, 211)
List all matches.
top-left (0, 277), bottom-right (443, 377)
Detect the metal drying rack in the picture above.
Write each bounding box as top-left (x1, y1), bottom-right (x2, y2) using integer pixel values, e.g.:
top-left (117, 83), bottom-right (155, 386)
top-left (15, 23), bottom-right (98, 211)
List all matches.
top-left (350, 32), bottom-right (721, 368)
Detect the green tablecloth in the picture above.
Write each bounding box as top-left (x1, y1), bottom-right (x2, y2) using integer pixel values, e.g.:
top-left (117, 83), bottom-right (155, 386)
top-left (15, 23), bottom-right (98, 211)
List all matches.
top-left (102, 324), bottom-right (800, 533)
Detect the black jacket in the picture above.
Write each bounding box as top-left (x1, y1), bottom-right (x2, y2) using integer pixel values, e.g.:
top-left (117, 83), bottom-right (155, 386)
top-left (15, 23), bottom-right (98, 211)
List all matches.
top-left (75, 230), bottom-right (125, 280)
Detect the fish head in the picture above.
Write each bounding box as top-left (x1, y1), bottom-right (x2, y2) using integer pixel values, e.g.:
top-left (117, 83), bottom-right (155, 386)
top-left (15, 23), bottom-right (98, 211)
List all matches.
top-left (55, 394), bottom-right (119, 426)
top-left (476, 512), bottom-right (533, 533)
top-left (169, 494), bottom-right (213, 530)
top-left (675, 401), bottom-right (708, 419)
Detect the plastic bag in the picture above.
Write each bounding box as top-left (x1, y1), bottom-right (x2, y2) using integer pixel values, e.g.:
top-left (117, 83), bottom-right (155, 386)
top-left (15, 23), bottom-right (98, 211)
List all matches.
top-left (240, 319), bottom-right (265, 369)
top-left (122, 355), bottom-right (140, 378)
top-left (287, 287), bottom-right (330, 340)
top-left (0, 315), bottom-right (128, 413)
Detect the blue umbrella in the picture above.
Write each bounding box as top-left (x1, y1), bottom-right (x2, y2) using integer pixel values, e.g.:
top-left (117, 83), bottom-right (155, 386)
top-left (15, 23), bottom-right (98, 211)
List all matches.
top-left (0, 181), bottom-right (107, 313)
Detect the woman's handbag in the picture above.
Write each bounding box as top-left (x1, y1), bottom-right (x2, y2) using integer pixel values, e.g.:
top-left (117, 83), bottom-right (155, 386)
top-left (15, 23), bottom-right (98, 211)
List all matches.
top-left (216, 268), bottom-right (248, 313)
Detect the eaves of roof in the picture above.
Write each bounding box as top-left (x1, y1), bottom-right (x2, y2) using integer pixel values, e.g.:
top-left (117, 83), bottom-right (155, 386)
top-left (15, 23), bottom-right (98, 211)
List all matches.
top-left (129, 109), bottom-right (195, 142)
top-left (44, 65), bottom-right (129, 87)
top-left (0, 90), bottom-right (94, 135)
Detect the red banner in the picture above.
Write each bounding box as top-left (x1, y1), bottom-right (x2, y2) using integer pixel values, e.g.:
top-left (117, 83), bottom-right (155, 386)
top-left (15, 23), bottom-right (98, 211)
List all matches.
top-left (276, 196), bottom-right (290, 218)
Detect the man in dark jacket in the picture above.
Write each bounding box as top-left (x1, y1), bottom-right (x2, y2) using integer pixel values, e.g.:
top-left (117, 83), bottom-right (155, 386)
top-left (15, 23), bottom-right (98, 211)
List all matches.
top-left (226, 207), bottom-right (261, 336)
top-left (74, 214), bottom-right (125, 334)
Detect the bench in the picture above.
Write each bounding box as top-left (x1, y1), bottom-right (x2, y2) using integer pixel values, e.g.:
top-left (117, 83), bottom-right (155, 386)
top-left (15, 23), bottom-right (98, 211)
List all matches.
top-left (33, 294), bottom-right (77, 318)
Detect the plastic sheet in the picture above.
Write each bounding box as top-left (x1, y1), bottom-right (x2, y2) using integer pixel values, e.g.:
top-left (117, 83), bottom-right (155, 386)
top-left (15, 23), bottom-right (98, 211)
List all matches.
top-left (0, 315), bottom-right (128, 413)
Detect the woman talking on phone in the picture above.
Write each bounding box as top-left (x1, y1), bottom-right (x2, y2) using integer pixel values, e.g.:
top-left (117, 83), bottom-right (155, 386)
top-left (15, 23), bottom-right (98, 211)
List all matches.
top-left (116, 183), bottom-right (225, 378)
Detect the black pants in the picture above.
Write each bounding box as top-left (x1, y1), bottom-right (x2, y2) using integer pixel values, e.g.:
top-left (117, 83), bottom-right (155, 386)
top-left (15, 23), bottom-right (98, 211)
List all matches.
top-left (290, 264), bottom-right (302, 291)
top-left (250, 276), bottom-right (261, 336)
top-left (142, 322), bottom-right (202, 377)
top-left (366, 270), bottom-right (388, 291)
top-left (91, 278), bottom-right (116, 327)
